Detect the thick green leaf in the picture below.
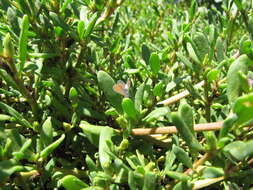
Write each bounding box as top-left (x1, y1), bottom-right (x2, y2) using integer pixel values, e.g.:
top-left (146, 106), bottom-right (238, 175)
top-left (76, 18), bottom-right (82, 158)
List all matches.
top-left (202, 167), bottom-right (224, 178)
top-left (40, 117), bottom-right (53, 149)
top-left (227, 55), bottom-right (252, 103)
top-left (134, 82), bottom-right (145, 112)
top-left (86, 155), bottom-right (98, 172)
top-left (122, 98), bottom-right (138, 120)
top-left (143, 107), bottom-right (170, 122)
top-left (60, 175), bottom-right (88, 190)
top-left (166, 171), bottom-right (191, 181)
top-left (215, 37), bottom-right (224, 62)
top-left (207, 69), bottom-right (220, 82)
top-left (0, 68), bottom-right (19, 91)
top-left (40, 134), bottom-right (65, 160)
top-left (218, 114), bottom-right (238, 139)
top-left (186, 42), bottom-right (200, 64)
top-left (143, 171), bottom-right (156, 190)
top-left (204, 131), bottom-right (217, 150)
top-left (178, 100), bottom-right (194, 136)
top-left (84, 13), bottom-right (98, 38)
top-left (172, 145), bottom-right (193, 168)
top-left (233, 93), bottom-right (253, 125)
top-left (77, 20), bottom-right (85, 39)
top-left (192, 32), bottom-right (210, 63)
top-left (153, 81), bottom-right (163, 97)
top-left (18, 15), bottom-right (29, 73)
top-left (142, 44), bottom-right (151, 64)
top-left (97, 71), bottom-right (122, 113)
top-left (69, 87), bottom-right (78, 109)
top-left (223, 141), bottom-right (250, 161)
top-left (12, 139), bottom-right (33, 160)
top-left (176, 52), bottom-right (193, 70)
top-left (0, 102), bottom-right (32, 129)
top-left (171, 112), bottom-right (203, 151)
top-left (79, 121), bottom-right (108, 146)
top-left (0, 159), bottom-right (24, 183)
top-left (3, 33), bottom-right (14, 58)
top-left (149, 52), bottom-right (160, 75)
top-left (99, 127), bottom-right (116, 171)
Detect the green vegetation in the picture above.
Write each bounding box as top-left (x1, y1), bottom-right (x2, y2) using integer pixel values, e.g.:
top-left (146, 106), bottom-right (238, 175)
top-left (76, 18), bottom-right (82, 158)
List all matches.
top-left (0, 0), bottom-right (253, 189)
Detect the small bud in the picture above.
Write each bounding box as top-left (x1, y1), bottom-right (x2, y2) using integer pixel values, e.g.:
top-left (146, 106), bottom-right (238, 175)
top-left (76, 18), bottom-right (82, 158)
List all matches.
top-left (3, 33), bottom-right (15, 58)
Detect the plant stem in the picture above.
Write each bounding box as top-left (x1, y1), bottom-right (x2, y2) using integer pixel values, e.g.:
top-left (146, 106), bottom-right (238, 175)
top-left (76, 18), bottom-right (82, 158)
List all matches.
top-left (131, 121), bottom-right (223, 135)
top-left (203, 80), bottom-right (211, 122)
top-left (7, 58), bottom-right (39, 118)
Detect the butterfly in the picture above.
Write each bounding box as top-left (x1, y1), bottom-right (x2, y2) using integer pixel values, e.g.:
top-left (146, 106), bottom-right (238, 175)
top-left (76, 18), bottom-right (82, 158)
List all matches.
top-left (113, 80), bottom-right (131, 97)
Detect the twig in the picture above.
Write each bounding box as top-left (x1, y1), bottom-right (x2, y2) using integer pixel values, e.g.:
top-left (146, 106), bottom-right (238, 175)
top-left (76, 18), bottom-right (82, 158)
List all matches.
top-left (157, 81), bottom-right (204, 105)
top-left (97, 0), bottom-right (125, 25)
top-left (131, 121), bottom-right (223, 136)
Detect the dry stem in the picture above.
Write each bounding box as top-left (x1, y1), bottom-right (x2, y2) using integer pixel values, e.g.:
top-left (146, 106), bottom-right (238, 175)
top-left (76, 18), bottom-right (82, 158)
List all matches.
top-left (131, 121), bottom-right (223, 136)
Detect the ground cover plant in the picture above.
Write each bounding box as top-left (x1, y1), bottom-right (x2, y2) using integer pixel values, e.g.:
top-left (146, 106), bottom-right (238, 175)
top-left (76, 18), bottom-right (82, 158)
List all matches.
top-left (0, 0), bottom-right (253, 189)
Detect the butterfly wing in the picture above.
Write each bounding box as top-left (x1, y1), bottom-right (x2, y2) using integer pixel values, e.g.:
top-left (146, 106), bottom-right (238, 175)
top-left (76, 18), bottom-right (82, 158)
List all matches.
top-left (113, 80), bottom-right (129, 97)
top-left (113, 81), bottom-right (126, 96)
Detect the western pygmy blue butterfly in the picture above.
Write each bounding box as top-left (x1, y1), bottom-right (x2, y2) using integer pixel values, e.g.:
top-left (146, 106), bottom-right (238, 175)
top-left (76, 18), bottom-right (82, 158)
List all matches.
top-left (113, 80), bottom-right (130, 97)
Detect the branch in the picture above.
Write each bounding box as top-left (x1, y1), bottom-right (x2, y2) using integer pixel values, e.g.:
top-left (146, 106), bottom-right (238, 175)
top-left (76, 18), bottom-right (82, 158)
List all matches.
top-left (157, 81), bottom-right (204, 105)
top-left (131, 121), bottom-right (223, 136)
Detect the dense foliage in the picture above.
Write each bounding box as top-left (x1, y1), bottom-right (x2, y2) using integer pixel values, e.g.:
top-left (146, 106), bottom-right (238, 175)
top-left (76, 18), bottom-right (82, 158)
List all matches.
top-left (0, 0), bottom-right (253, 189)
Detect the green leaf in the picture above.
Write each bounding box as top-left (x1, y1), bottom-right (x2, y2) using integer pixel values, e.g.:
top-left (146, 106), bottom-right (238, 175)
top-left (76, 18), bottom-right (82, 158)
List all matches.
top-left (18, 15), bottom-right (29, 73)
top-left (171, 112), bottom-right (203, 151)
top-left (0, 159), bottom-right (24, 183)
top-left (223, 140), bottom-right (253, 161)
top-left (176, 52), bottom-right (194, 70)
top-left (215, 37), bottom-right (224, 62)
top-left (143, 107), bottom-right (170, 122)
top-left (122, 98), bottom-right (138, 120)
top-left (233, 0), bottom-right (243, 10)
top-left (192, 32), bottom-right (210, 63)
top-left (166, 171), bottom-right (191, 181)
top-left (0, 68), bottom-right (19, 91)
top-left (3, 33), bottom-right (14, 58)
top-left (142, 44), bottom-right (151, 64)
top-left (135, 82), bottom-right (145, 112)
top-left (149, 53), bottom-right (160, 75)
top-left (172, 145), bottom-right (193, 168)
top-left (97, 71), bottom-right (122, 113)
top-left (233, 93), bottom-right (253, 125)
top-left (60, 0), bottom-right (73, 13)
top-left (189, 0), bottom-right (197, 21)
top-left (143, 171), bottom-right (156, 190)
top-left (69, 87), bottom-right (79, 109)
top-left (207, 69), bottom-right (220, 82)
top-left (202, 167), bottom-right (224, 178)
top-left (86, 155), bottom-right (98, 172)
top-left (173, 181), bottom-right (192, 190)
top-left (77, 20), bottom-right (85, 39)
top-left (79, 121), bottom-right (108, 146)
top-left (227, 55), bottom-right (252, 103)
top-left (153, 81), bottom-right (163, 97)
top-left (0, 114), bottom-right (12, 121)
top-left (60, 175), bottom-right (88, 190)
top-left (40, 134), bottom-right (65, 160)
top-left (218, 114), bottom-right (238, 139)
top-left (12, 139), bottom-right (32, 160)
top-left (178, 100), bottom-right (194, 136)
top-left (186, 42), bottom-right (200, 64)
top-left (128, 171), bottom-right (138, 190)
top-left (84, 13), bottom-right (98, 38)
top-left (40, 117), bottom-right (53, 149)
top-left (0, 102), bottom-right (32, 129)
top-left (204, 131), bottom-right (217, 150)
top-left (99, 127), bottom-right (116, 171)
